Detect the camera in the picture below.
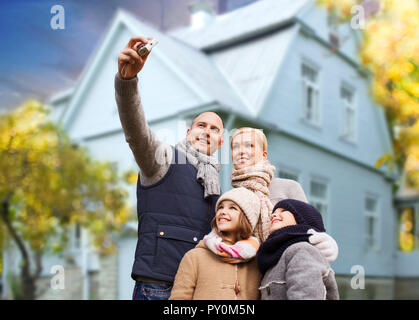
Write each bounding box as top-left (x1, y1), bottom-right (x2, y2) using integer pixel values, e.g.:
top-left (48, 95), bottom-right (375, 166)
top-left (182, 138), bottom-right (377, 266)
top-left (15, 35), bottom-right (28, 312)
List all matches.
top-left (137, 38), bottom-right (159, 57)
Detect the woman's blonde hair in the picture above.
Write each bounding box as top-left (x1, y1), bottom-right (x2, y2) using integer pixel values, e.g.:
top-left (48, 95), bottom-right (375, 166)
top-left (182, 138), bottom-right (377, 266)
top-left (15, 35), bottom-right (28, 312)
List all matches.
top-left (230, 127), bottom-right (268, 153)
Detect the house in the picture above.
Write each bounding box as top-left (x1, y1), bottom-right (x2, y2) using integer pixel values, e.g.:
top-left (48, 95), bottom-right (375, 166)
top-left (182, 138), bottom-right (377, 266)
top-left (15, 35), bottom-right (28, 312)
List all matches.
top-left (3, 0), bottom-right (418, 300)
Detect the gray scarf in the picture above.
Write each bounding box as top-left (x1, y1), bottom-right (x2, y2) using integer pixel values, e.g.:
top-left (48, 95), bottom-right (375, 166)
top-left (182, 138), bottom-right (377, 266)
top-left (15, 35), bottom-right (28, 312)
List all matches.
top-left (176, 139), bottom-right (221, 199)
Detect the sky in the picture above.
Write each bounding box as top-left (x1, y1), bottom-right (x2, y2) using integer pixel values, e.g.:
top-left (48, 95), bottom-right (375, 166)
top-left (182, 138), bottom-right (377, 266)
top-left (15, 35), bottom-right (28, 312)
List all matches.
top-left (0, 0), bottom-right (258, 111)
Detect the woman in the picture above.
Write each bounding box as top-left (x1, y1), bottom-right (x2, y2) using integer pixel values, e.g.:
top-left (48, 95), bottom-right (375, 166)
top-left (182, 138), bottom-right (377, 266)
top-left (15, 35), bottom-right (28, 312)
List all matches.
top-left (230, 127), bottom-right (338, 259)
top-left (169, 187), bottom-right (262, 300)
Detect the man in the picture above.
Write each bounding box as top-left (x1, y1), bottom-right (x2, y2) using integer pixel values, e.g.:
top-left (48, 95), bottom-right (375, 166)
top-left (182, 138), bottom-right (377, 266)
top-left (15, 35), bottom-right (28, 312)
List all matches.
top-left (115, 36), bottom-right (338, 300)
top-left (116, 36), bottom-right (224, 300)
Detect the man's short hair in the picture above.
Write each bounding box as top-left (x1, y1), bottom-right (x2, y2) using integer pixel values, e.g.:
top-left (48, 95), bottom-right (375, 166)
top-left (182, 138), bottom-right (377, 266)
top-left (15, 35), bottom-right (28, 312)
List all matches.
top-left (190, 112), bottom-right (224, 129)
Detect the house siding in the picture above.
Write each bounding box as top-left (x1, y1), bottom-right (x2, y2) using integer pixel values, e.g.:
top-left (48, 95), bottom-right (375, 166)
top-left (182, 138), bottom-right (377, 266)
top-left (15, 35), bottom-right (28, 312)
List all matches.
top-left (259, 30), bottom-right (392, 169)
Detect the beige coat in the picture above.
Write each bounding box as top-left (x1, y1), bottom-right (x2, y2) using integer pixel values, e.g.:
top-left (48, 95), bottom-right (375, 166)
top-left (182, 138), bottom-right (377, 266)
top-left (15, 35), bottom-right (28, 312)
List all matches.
top-left (169, 241), bottom-right (261, 300)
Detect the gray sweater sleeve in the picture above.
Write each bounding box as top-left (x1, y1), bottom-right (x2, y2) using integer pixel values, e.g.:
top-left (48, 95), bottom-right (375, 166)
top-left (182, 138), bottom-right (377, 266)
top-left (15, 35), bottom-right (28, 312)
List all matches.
top-left (269, 178), bottom-right (308, 205)
top-left (284, 243), bottom-right (329, 300)
top-left (287, 180), bottom-right (308, 203)
top-left (114, 73), bottom-right (172, 185)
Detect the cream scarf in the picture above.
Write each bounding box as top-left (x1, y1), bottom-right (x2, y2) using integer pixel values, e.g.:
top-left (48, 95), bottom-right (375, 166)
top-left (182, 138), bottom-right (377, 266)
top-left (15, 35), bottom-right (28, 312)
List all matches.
top-left (231, 160), bottom-right (276, 242)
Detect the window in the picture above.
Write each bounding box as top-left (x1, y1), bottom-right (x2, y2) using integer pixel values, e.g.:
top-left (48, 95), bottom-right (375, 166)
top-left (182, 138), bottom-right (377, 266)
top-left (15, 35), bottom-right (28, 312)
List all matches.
top-left (327, 20), bottom-right (340, 51)
top-left (341, 84), bottom-right (356, 141)
top-left (329, 31), bottom-right (340, 50)
top-left (365, 196), bottom-right (380, 250)
top-left (69, 223), bottom-right (82, 250)
top-left (398, 207), bottom-right (416, 252)
top-left (309, 179), bottom-right (328, 228)
top-left (278, 167), bottom-right (300, 182)
top-left (301, 62), bottom-right (320, 126)
top-left (75, 223), bottom-right (81, 249)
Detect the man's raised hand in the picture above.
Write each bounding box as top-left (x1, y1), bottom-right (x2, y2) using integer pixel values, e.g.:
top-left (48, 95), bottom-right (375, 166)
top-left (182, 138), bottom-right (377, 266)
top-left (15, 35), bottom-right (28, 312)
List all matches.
top-left (118, 36), bottom-right (152, 80)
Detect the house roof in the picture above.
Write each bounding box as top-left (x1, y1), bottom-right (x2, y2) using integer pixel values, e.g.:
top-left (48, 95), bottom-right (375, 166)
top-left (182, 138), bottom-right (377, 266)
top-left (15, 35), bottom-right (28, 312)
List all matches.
top-left (169, 0), bottom-right (309, 50)
top-left (207, 24), bottom-right (298, 115)
top-left (167, 0), bottom-right (310, 115)
top-left (55, 0), bottom-right (314, 128)
top-left (119, 10), bottom-right (254, 117)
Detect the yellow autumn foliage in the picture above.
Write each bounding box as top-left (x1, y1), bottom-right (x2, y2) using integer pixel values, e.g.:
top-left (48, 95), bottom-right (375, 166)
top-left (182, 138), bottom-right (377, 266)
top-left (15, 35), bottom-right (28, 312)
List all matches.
top-left (0, 100), bottom-right (135, 257)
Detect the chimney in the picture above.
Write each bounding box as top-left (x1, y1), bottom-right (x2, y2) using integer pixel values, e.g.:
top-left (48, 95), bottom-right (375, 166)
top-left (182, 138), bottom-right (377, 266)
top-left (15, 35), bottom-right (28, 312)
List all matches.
top-left (217, 0), bottom-right (228, 14)
top-left (188, 1), bottom-right (215, 29)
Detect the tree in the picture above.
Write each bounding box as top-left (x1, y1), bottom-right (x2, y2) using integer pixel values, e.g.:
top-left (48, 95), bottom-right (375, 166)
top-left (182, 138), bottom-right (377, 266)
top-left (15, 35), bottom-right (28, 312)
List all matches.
top-left (0, 100), bottom-right (134, 299)
top-left (0, 223), bottom-right (4, 287)
top-left (317, 0), bottom-right (419, 189)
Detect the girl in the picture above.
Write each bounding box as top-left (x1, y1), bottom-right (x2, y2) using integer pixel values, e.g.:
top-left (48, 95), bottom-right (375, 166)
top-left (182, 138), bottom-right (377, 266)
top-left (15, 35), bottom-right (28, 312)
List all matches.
top-left (169, 187), bottom-right (262, 300)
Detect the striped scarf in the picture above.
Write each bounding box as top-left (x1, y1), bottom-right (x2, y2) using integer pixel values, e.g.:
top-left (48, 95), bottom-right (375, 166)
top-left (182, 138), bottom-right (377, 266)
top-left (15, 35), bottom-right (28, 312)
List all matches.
top-left (176, 138), bottom-right (221, 199)
top-left (203, 229), bottom-right (260, 264)
top-left (231, 160), bottom-right (276, 242)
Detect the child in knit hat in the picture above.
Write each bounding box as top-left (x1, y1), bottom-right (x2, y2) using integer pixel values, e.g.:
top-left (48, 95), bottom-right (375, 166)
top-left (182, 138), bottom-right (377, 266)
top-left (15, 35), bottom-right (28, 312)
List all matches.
top-left (169, 187), bottom-right (262, 300)
top-left (257, 199), bottom-right (339, 300)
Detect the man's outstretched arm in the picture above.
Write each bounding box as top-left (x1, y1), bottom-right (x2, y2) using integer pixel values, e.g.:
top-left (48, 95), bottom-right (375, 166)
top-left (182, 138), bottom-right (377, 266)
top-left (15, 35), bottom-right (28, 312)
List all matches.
top-left (115, 36), bottom-right (171, 185)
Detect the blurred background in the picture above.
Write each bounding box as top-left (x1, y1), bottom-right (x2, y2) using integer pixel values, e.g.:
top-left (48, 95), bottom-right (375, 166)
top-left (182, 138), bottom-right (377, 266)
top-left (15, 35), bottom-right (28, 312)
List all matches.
top-left (1, 0), bottom-right (418, 300)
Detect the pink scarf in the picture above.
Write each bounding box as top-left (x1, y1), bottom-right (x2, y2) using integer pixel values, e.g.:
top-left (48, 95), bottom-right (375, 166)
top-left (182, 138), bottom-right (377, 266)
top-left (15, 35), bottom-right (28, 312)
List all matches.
top-left (231, 160), bottom-right (276, 242)
top-left (203, 230), bottom-right (260, 264)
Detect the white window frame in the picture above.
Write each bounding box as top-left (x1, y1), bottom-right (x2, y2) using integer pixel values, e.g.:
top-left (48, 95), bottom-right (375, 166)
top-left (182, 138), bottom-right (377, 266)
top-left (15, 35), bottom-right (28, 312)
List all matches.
top-left (301, 61), bottom-right (321, 127)
top-left (340, 83), bottom-right (357, 142)
top-left (309, 177), bottom-right (329, 230)
top-left (365, 194), bottom-right (381, 252)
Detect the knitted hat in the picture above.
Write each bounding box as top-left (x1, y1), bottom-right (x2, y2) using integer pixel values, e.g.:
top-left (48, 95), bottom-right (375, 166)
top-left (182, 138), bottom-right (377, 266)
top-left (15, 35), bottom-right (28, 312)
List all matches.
top-left (272, 199), bottom-right (325, 232)
top-left (216, 187), bottom-right (261, 231)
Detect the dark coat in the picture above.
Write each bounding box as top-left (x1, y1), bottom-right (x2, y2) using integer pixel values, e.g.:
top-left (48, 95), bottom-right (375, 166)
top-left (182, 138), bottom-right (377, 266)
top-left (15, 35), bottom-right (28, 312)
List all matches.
top-left (132, 147), bottom-right (219, 282)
